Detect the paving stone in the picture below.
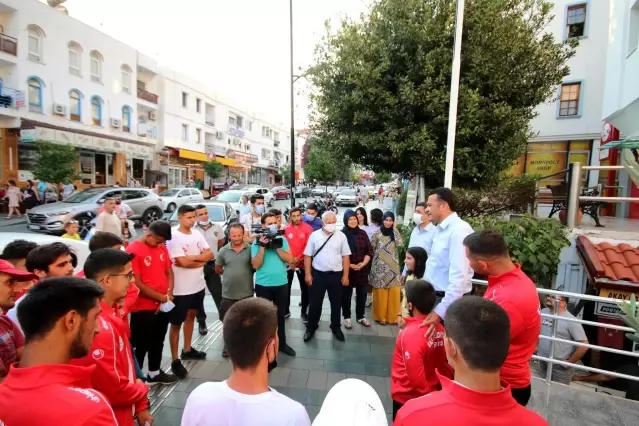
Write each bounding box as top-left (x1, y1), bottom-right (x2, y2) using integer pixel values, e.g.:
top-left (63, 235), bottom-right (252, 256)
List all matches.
top-left (189, 361), bottom-right (221, 380)
top-left (305, 405), bottom-right (321, 421)
top-left (186, 378), bottom-right (209, 393)
top-left (161, 391), bottom-right (190, 409)
top-left (306, 371), bottom-right (328, 390)
top-left (322, 360), bottom-right (367, 375)
top-left (276, 386), bottom-right (323, 405)
top-left (366, 375), bottom-right (388, 396)
top-left (279, 356), bottom-right (324, 370)
top-left (153, 407), bottom-right (184, 426)
top-left (370, 343), bottom-right (395, 355)
top-left (346, 373), bottom-right (367, 381)
top-left (269, 367), bottom-right (292, 387)
top-left (287, 369), bottom-right (310, 388)
top-left (376, 325), bottom-right (396, 337)
top-left (326, 372), bottom-right (346, 390)
top-left (366, 363), bottom-right (391, 377)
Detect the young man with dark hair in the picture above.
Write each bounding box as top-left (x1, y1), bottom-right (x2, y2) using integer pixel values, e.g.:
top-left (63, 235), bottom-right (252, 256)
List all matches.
top-left (193, 204), bottom-right (225, 336)
top-left (463, 230), bottom-right (540, 406)
top-left (303, 203), bottom-right (322, 231)
top-left (166, 204), bottom-right (212, 378)
top-left (89, 231), bottom-right (125, 252)
top-left (242, 193), bottom-right (266, 240)
top-left (395, 297), bottom-right (548, 426)
top-left (0, 239), bottom-right (39, 271)
top-left (126, 219), bottom-right (178, 384)
top-left (181, 298), bottom-right (310, 426)
top-left (96, 197), bottom-right (122, 237)
top-left (391, 279), bottom-right (451, 419)
top-left (0, 277), bottom-right (119, 425)
top-left (72, 249), bottom-right (152, 426)
top-left (284, 207), bottom-right (313, 322)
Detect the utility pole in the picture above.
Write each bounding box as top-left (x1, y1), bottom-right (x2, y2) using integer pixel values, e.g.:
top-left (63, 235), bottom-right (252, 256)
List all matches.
top-left (289, 0), bottom-right (297, 208)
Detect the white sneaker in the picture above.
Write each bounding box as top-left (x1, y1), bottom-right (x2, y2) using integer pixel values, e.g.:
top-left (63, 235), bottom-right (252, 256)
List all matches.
top-left (365, 294), bottom-right (372, 307)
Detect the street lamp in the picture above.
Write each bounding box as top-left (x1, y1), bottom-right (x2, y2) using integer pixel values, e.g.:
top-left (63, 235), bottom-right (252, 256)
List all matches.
top-left (443, 0), bottom-right (465, 189)
top-left (289, 0), bottom-right (296, 208)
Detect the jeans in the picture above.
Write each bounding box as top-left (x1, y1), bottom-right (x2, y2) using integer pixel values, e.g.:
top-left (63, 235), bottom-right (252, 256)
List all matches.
top-left (130, 310), bottom-right (170, 372)
top-left (196, 262), bottom-right (222, 323)
top-left (255, 284), bottom-right (289, 345)
top-left (132, 348), bottom-right (145, 380)
top-left (307, 269), bottom-right (343, 332)
top-left (287, 269), bottom-right (308, 315)
top-left (342, 285), bottom-right (368, 320)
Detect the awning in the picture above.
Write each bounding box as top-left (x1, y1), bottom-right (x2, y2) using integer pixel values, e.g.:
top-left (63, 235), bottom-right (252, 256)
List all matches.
top-left (215, 156), bottom-right (236, 167)
top-left (602, 139), bottom-right (639, 150)
top-left (179, 149), bottom-right (208, 162)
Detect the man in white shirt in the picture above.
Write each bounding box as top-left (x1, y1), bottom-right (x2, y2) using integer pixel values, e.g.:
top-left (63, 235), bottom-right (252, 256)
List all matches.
top-left (242, 194), bottom-right (266, 241)
top-left (422, 187), bottom-right (474, 335)
top-left (402, 201), bottom-right (436, 277)
top-left (303, 211), bottom-right (351, 343)
top-left (95, 198), bottom-right (122, 237)
top-left (166, 204), bottom-right (213, 379)
top-left (193, 204), bottom-right (225, 336)
top-left (181, 298), bottom-right (310, 426)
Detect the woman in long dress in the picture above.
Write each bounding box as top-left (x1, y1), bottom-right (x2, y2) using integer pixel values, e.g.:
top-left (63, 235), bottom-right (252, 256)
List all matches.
top-left (369, 211), bottom-right (403, 324)
top-left (4, 180), bottom-right (23, 219)
top-left (342, 210), bottom-right (373, 328)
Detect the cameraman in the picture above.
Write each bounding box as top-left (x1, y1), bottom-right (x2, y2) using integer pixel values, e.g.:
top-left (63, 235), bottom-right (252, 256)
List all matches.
top-left (251, 213), bottom-right (297, 357)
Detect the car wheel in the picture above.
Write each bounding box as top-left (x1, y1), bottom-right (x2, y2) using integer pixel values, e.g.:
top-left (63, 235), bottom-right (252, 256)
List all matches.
top-left (167, 203), bottom-right (177, 213)
top-left (143, 208), bottom-right (162, 225)
top-left (75, 214), bottom-right (94, 239)
top-left (330, 206), bottom-right (339, 214)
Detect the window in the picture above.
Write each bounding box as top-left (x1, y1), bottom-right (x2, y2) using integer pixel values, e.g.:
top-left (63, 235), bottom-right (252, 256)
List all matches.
top-left (261, 149), bottom-right (271, 159)
top-left (27, 77), bottom-right (43, 113)
top-left (91, 96), bottom-right (103, 126)
top-left (236, 115), bottom-right (244, 128)
top-left (196, 128), bottom-right (202, 143)
top-left (246, 120), bottom-right (253, 131)
top-left (27, 25), bottom-right (44, 63)
top-left (182, 124), bottom-right (188, 141)
top-left (121, 65), bottom-right (132, 94)
top-left (196, 98), bottom-right (201, 113)
top-left (558, 82), bottom-right (582, 117)
top-left (566, 4), bottom-right (587, 39)
top-left (68, 41), bottom-right (82, 76)
top-left (90, 50), bottom-right (103, 83)
top-left (182, 92), bottom-right (188, 107)
top-left (629, 3), bottom-right (639, 55)
top-left (228, 116), bottom-right (236, 127)
top-left (262, 126), bottom-right (272, 138)
top-left (69, 90), bottom-right (82, 121)
top-left (122, 106), bottom-right (132, 132)
top-left (274, 131), bottom-right (280, 142)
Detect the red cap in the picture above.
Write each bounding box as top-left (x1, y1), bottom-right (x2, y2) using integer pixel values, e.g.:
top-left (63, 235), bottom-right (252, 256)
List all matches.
top-left (0, 259), bottom-right (37, 281)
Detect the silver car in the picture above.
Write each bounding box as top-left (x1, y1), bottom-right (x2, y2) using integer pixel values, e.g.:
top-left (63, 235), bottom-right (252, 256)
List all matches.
top-left (167, 201), bottom-right (239, 242)
top-left (26, 187), bottom-right (164, 236)
top-left (335, 189), bottom-right (358, 206)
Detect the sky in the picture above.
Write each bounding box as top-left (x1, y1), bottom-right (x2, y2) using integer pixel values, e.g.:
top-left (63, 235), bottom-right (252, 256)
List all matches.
top-left (55, 0), bottom-right (371, 128)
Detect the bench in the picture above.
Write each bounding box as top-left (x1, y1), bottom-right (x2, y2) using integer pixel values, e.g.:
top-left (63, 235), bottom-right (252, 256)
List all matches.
top-left (547, 182), bottom-right (606, 227)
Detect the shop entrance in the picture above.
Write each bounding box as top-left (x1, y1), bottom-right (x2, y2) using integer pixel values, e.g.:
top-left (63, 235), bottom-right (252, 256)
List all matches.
top-left (79, 151), bottom-right (114, 185)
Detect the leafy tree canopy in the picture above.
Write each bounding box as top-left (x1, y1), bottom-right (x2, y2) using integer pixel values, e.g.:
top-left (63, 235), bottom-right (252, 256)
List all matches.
top-left (204, 161), bottom-right (224, 180)
top-left (308, 0), bottom-right (575, 188)
top-left (303, 137), bottom-right (353, 183)
top-left (375, 171), bottom-right (392, 184)
top-left (32, 141), bottom-right (79, 185)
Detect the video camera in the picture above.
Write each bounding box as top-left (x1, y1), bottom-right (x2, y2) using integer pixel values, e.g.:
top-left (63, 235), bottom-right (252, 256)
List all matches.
top-left (252, 224), bottom-right (285, 249)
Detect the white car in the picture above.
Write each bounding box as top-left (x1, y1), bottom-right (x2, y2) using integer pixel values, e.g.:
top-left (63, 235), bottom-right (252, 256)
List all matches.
top-left (333, 186), bottom-right (351, 199)
top-left (158, 188), bottom-right (204, 213)
top-left (0, 233), bottom-right (90, 273)
top-left (252, 188), bottom-right (275, 207)
top-left (215, 190), bottom-right (252, 214)
top-left (335, 189), bottom-right (359, 206)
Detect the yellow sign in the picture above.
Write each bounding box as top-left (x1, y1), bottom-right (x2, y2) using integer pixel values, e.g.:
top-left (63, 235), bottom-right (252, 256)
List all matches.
top-left (215, 157), bottom-right (236, 167)
top-left (525, 152), bottom-right (567, 176)
top-left (179, 149), bottom-right (208, 162)
top-left (507, 155), bottom-right (525, 176)
top-left (527, 142), bottom-right (569, 152)
top-left (599, 288), bottom-right (635, 301)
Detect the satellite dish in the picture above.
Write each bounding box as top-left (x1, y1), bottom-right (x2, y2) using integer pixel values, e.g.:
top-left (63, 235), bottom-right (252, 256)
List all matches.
top-left (47, 0), bottom-right (66, 7)
top-left (56, 6), bottom-right (69, 15)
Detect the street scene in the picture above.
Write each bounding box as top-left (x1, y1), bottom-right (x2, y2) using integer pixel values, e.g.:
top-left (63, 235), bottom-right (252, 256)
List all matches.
top-left (1, 0), bottom-right (639, 426)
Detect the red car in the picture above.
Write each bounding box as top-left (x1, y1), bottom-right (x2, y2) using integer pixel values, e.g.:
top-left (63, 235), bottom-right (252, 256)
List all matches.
top-left (272, 186), bottom-right (291, 200)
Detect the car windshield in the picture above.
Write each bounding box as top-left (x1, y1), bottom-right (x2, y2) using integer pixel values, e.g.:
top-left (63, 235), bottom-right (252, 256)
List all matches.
top-left (169, 204), bottom-right (225, 222)
top-left (341, 190), bottom-right (356, 196)
top-left (337, 187), bottom-right (350, 191)
top-left (160, 189), bottom-right (180, 197)
top-left (327, 186), bottom-right (336, 191)
top-left (216, 192), bottom-right (242, 202)
top-left (64, 188), bottom-right (105, 203)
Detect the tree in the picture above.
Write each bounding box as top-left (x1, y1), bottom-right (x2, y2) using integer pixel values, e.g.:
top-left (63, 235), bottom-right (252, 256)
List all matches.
top-left (375, 171), bottom-right (392, 184)
top-left (203, 161), bottom-right (224, 181)
top-left (303, 139), bottom-right (353, 183)
top-left (32, 141), bottom-right (78, 198)
top-left (279, 163), bottom-right (291, 184)
top-left (308, 0), bottom-right (576, 188)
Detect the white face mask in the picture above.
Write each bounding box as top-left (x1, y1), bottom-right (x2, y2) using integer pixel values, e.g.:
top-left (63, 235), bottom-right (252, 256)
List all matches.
top-left (412, 213), bottom-right (423, 225)
top-left (324, 224), bottom-right (337, 233)
top-left (198, 220), bottom-right (210, 227)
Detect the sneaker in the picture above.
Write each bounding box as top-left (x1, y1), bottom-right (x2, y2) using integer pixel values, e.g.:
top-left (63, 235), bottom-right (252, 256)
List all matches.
top-left (198, 320), bottom-right (208, 336)
top-left (146, 369), bottom-right (178, 385)
top-left (222, 347), bottom-right (230, 358)
top-left (365, 294), bottom-right (373, 307)
top-left (171, 359), bottom-right (188, 379)
top-left (301, 312), bottom-right (308, 324)
top-left (279, 344), bottom-right (296, 357)
top-left (285, 312), bottom-right (291, 319)
top-left (181, 347), bottom-right (207, 360)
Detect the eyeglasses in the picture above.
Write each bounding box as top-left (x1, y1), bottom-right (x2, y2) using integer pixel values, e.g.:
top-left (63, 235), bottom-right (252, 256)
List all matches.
top-left (66, 220), bottom-right (78, 225)
top-left (110, 272), bottom-right (134, 280)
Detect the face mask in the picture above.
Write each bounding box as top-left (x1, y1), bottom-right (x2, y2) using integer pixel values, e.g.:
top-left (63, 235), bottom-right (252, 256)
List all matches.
top-left (412, 213), bottom-right (423, 225)
top-left (267, 224), bottom-right (278, 233)
top-left (255, 205), bottom-right (265, 214)
top-left (324, 224), bottom-right (336, 233)
top-left (198, 220), bottom-right (210, 227)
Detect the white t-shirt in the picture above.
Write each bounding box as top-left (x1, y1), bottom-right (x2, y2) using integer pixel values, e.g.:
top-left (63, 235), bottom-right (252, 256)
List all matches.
top-left (96, 211), bottom-right (122, 237)
top-left (167, 227), bottom-right (210, 296)
top-left (181, 381), bottom-right (310, 426)
top-left (303, 229), bottom-right (351, 272)
top-left (241, 214), bottom-right (262, 237)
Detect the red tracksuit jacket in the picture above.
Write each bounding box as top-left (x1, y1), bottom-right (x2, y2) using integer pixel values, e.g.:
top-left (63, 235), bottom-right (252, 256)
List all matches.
top-left (391, 316), bottom-right (453, 404)
top-left (0, 363), bottom-right (118, 425)
top-left (71, 302), bottom-right (149, 426)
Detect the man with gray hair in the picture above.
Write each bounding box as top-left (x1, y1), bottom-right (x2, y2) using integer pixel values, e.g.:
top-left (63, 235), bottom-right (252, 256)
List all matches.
top-left (303, 211), bottom-right (351, 342)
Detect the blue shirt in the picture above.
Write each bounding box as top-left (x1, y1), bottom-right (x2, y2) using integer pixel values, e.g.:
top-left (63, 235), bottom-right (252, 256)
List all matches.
top-left (402, 223), bottom-right (436, 276)
top-left (303, 216), bottom-right (323, 231)
top-left (251, 237), bottom-right (290, 286)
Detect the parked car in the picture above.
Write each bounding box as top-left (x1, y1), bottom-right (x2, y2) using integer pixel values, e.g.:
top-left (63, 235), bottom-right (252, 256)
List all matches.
top-left (293, 186), bottom-right (312, 198)
top-left (167, 201), bottom-right (238, 244)
top-left (311, 186), bottom-right (330, 197)
top-left (335, 189), bottom-right (358, 207)
top-left (251, 188), bottom-right (275, 207)
top-left (0, 232), bottom-right (89, 273)
top-left (26, 187), bottom-right (164, 237)
top-left (214, 190), bottom-right (252, 214)
top-left (326, 186), bottom-right (337, 197)
top-left (332, 186), bottom-right (351, 199)
top-left (272, 186), bottom-right (291, 200)
top-left (159, 187), bottom-right (204, 213)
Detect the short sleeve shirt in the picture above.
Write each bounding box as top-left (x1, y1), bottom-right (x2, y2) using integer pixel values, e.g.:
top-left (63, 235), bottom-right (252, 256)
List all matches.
top-left (537, 308), bottom-right (587, 361)
top-left (303, 230), bottom-right (351, 272)
top-left (127, 240), bottom-right (172, 311)
top-left (195, 222), bottom-right (225, 256)
top-left (167, 228), bottom-right (210, 295)
top-left (251, 237), bottom-right (289, 287)
top-left (0, 316), bottom-right (24, 378)
top-left (216, 243), bottom-right (254, 300)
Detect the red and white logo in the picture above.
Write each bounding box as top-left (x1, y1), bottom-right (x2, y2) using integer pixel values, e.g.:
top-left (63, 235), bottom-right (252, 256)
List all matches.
top-left (183, 245), bottom-right (189, 253)
top-left (160, 253), bottom-right (165, 262)
top-left (144, 256), bottom-right (152, 267)
top-left (92, 349), bottom-right (105, 360)
top-left (288, 233), bottom-right (294, 239)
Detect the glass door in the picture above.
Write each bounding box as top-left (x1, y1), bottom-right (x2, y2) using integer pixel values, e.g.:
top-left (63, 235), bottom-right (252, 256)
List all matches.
top-left (95, 153), bottom-right (106, 185)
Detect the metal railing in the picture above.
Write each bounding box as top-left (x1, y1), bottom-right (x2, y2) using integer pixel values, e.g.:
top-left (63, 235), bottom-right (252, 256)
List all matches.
top-left (472, 278), bottom-right (639, 411)
top-left (566, 162), bottom-right (638, 227)
top-left (0, 33), bottom-right (17, 56)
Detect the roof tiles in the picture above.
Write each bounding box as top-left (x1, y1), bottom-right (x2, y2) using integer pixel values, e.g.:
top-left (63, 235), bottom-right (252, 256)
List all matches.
top-left (577, 236), bottom-right (639, 284)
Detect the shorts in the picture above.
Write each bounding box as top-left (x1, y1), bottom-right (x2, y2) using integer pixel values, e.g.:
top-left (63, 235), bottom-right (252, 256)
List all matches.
top-left (169, 289), bottom-right (205, 325)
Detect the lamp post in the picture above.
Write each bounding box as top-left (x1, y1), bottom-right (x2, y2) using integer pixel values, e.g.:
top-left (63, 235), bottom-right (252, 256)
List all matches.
top-left (443, 0), bottom-right (465, 189)
top-left (289, 0), bottom-right (297, 208)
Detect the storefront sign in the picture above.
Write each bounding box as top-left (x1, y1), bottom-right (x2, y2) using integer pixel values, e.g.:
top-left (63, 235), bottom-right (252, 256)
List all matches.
top-left (14, 91), bottom-right (25, 108)
top-left (525, 152), bottom-right (567, 175)
top-left (227, 149), bottom-right (258, 164)
top-left (20, 129), bottom-right (36, 143)
top-left (179, 149), bottom-right (208, 162)
top-left (228, 127), bottom-right (245, 138)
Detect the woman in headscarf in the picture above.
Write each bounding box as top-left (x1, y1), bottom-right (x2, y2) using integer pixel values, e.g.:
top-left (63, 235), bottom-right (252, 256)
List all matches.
top-left (342, 209), bottom-right (373, 329)
top-left (398, 246), bottom-right (428, 327)
top-left (369, 211), bottom-right (403, 324)
top-left (313, 379), bottom-right (388, 426)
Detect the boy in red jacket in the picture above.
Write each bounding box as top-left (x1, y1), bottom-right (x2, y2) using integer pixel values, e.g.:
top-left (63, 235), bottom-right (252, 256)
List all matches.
top-left (394, 297), bottom-right (548, 426)
top-left (72, 248), bottom-right (152, 426)
top-left (391, 279), bottom-right (452, 419)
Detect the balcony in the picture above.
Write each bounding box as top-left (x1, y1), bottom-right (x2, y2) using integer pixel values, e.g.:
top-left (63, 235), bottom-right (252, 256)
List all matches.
top-left (0, 87), bottom-right (21, 109)
top-left (137, 87), bottom-right (159, 104)
top-left (0, 33), bottom-right (16, 56)
top-left (274, 140), bottom-right (280, 147)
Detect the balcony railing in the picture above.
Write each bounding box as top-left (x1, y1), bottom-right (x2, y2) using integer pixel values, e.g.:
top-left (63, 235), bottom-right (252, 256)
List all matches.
top-left (0, 34), bottom-right (17, 56)
top-left (137, 87), bottom-right (159, 104)
top-left (0, 87), bottom-right (22, 109)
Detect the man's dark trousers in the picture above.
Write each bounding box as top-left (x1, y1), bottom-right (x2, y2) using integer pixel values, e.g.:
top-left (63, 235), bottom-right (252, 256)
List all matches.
top-left (287, 269), bottom-right (308, 315)
top-left (255, 283), bottom-right (289, 345)
top-left (197, 262), bottom-right (222, 322)
top-left (306, 269), bottom-right (342, 332)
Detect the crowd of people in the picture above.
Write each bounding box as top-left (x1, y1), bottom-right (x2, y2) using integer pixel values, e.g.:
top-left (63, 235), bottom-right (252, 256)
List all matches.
top-left (0, 186), bottom-right (589, 425)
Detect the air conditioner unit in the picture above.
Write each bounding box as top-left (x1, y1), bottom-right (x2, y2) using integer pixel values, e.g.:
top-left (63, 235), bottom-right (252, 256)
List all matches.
top-left (215, 131), bottom-right (224, 139)
top-left (148, 111), bottom-right (157, 121)
top-left (53, 103), bottom-right (66, 116)
top-left (110, 118), bottom-right (122, 128)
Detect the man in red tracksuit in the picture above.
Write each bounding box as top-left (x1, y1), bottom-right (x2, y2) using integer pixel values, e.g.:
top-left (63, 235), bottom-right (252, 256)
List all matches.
top-left (463, 231), bottom-right (541, 406)
top-left (0, 277), bottom-right (118, 425)
top-left (72, 248), bottom-right (152, 426)
top-left (391, 279), bottom-right (452, 420)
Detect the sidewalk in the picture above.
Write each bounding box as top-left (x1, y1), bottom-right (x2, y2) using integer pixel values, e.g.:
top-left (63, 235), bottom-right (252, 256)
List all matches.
top-left (0, 216), bottom-right (27, 228)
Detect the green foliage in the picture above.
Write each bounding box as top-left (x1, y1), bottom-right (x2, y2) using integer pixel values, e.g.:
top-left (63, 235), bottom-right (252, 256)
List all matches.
top-left (303, 137), bottom-right (353, 183)
top-left (308, 0), bottom-right (576, 188)
top-left (375, 171), bottom-right (392, 184)
top-left (453, 175), bottom-right (539, 217)
top-left (32, 141), bottom-right (78, 187)
top-left (279, 163), bottom-right (291, 184)
top-left (616, 295), bottom-right (639, 344)
top-left (397, 223), bottom-right (414, 267)
top-left (396, 189), bottom-right (408, 217)
top-left (467, 215), bottom-right (570, 288)
top-left (204, 161), bottom-right (224, 180)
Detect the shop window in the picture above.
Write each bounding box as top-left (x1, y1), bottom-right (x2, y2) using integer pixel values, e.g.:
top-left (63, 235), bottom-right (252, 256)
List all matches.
top-left (69, 89), bottom-right (82, 121)
top-left (18, 143), bottom-right (39, 172)
top-left (132, 158), bottom-right (144, 180)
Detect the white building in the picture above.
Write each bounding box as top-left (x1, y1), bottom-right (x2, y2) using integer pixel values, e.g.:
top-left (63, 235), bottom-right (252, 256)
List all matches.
top-left (0, 0), bottom-right (159, 187)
